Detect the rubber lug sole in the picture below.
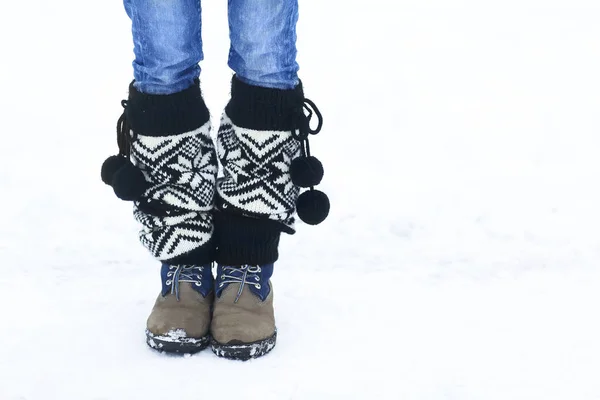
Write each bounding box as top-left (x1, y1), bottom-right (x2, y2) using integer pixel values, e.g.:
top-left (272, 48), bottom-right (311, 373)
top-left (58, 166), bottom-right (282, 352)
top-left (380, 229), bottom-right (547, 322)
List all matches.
top-left (146, 329), bottom-right (210, 354)
top-left (211, 330), bottom-right (277, 361)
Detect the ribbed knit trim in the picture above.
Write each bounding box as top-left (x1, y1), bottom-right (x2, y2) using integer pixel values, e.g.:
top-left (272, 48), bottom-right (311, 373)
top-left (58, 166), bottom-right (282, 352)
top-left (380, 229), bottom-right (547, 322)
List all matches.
top-left (225, 74), bottom-right (304, 131)
top-left (214, 210), bottom-right (282, 266)
top-left (127, 80), bottom-right (210, 136)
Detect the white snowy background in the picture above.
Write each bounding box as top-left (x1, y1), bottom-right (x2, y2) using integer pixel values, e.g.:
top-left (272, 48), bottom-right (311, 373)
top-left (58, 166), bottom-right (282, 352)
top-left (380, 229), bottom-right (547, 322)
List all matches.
top-left (1, 0), bottom-right (599, 399)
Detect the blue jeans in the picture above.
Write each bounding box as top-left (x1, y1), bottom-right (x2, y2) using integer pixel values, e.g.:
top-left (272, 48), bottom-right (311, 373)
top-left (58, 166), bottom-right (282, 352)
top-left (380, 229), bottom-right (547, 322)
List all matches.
top-left (123, 0), bottom-right (300, 94)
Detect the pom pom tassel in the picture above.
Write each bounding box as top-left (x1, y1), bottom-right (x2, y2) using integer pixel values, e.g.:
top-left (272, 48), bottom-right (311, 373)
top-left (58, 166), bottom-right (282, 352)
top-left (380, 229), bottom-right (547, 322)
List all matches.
top-left (290, 156), bottom-right (324, 188)
top-left (297, 189), bottom-right (330, 225)
top-left (290, 96), bottom-right (330, 225)
top-left (111, 161), bottom-right (149, 201)
top-left (101, 155), bottom-right (127, 186)
top-left (101, 155), bottom-right (149, 201)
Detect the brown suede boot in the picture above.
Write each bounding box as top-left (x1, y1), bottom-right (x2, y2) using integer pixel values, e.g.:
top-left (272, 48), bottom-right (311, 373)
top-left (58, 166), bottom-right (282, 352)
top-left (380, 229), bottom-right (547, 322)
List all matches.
top-left (211, 264), bottom-right (276, 360)
top-left (146, 264), bottom-right (214, 354)
top-left (209, 78), bottom-right (329, 360)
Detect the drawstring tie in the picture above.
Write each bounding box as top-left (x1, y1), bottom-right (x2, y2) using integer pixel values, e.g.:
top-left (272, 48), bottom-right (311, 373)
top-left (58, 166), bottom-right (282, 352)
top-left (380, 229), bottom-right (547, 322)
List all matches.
top-left (116, 100), bottom-right (136, 158)
top-left (289, 98), bottom-right (330, 225)
top-left (101, 100), bottom-right (149, 201)
top-left (291, 98), bottom-right (323, 160)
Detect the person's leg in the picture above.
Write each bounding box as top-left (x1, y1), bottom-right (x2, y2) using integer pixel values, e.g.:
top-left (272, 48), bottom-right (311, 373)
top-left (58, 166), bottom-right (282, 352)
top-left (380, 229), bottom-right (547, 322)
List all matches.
top-left (102, 0), bottom-right (216, 354)
top-left (227, 0), bottom-right (299, 89)
top-left (210, 0), bottom-right (329, 361)
top-left (124, 0), bottom-right (203, 94)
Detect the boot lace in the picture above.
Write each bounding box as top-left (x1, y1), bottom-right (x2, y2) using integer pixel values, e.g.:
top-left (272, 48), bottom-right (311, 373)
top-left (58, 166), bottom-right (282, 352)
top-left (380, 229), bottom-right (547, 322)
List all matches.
top-left (166, 265), bottom-right (205, 301)
top-left (219, 265), bottom-right (262, 303)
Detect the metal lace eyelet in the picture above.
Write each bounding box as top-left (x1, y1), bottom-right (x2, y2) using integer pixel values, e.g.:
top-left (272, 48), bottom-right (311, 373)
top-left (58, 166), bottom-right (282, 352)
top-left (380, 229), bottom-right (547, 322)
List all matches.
top-left (255, 276), bottom-right (260, 281)
top-left (257, 267), bottom-right (262, 273)
top-left (166, 280), bottom-right (172, 285)
top-left (256, 284), bottom-right (261, 289)
top-left (195, 282), bottom-right (202, 287)
top-left (167, 272), bottom-right (173, 277)
top-left (220, 283), bottom-right (224, 288)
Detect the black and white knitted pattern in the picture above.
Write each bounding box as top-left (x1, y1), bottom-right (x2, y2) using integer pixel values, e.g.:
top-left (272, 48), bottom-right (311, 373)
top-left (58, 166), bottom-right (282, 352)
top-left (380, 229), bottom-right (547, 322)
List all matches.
top-left (131, 121), bottom-right (217, 261)
top-left (216, 113), bottom-right (301, 230)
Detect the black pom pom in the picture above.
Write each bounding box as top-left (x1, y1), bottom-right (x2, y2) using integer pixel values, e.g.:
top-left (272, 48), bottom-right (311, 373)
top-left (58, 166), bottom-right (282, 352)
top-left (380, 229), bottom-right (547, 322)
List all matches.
top-left (101, 155), bottom-right (127, 185)
top-left (297, 189), bottom-right (330, 225)
top-left (111, 161), bottom-right (149, 201)
top-left (290, 156), bottom-right (324, 188)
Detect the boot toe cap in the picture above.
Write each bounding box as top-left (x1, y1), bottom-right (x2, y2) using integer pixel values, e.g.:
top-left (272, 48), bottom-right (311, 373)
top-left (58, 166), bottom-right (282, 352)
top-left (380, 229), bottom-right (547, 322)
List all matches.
top-left (211, 318), bottom-right (275, 345)
top-left (147, 307), bottom-right (210, 338)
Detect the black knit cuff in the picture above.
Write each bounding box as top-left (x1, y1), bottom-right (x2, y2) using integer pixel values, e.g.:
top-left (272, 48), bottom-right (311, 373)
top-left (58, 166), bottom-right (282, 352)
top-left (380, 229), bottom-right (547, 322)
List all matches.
top-left (225, 75), bottom-right (304, 131)
top-left (127, 80), bottom-right (210, 136)
top-left (214, 210), bottom-right (283, 265)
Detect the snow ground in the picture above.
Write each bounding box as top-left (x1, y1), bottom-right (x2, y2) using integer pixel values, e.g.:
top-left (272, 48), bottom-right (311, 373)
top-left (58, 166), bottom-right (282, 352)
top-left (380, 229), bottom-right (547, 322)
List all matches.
top-left (1, 0), bottom-right (600, 399)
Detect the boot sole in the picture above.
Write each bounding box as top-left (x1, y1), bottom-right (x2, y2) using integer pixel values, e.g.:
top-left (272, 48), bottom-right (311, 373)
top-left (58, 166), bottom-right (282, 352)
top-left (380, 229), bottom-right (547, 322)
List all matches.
top-left (211, 330), bottom-right (277, 361)
top-left (145, 329), bottom-right (210, 354)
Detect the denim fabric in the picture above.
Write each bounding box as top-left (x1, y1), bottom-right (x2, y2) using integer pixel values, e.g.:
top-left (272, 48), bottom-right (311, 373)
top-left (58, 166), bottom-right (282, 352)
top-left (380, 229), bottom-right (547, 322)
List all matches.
top-left (123, 0), bottom-right (299, 94)
top-left (123, 0), bottom-right (203, 95)
top-left (228, 0), bottom-right (300, 89)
